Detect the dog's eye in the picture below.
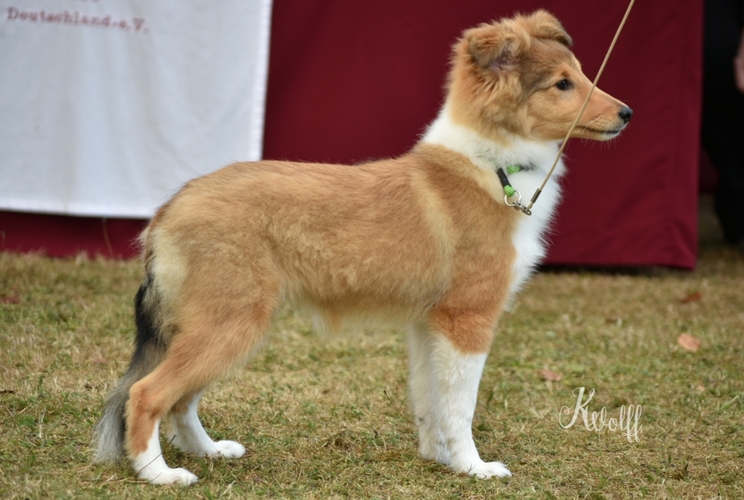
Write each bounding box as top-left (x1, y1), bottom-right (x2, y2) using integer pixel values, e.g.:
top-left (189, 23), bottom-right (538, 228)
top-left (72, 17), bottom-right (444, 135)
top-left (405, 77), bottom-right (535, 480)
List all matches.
top-left (555, 79), bottom-right (572, 91)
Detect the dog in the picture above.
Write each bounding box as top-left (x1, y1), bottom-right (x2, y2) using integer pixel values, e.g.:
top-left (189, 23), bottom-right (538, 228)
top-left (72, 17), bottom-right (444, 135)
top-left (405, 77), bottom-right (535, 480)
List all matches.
top-left (93, 10), bottom-right (631, 485)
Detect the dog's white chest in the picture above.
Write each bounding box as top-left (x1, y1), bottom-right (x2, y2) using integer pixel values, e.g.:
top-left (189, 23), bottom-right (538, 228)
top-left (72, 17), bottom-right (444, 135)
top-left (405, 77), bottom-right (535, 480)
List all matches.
top-left (421, 111), bottom-right (564, 300)
top-left (507, 190), bottom-right (559, 300)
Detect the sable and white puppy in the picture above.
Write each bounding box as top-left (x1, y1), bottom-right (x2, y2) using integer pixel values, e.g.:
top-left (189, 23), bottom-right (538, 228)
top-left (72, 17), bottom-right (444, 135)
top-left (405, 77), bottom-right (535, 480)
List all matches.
top-left (94, 10), bottom-right (631, 485)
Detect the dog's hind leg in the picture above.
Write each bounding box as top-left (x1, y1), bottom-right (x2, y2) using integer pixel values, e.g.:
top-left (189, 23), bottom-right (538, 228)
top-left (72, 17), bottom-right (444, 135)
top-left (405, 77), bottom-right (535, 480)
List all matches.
top-left (125, 295), bottom-right (276, 485)
top-left (164, 389), bottom-right (246, 459)
top-left (407, 323), bottom-right (449, 465)
top-left (130, 418), bottom-right (197, 485)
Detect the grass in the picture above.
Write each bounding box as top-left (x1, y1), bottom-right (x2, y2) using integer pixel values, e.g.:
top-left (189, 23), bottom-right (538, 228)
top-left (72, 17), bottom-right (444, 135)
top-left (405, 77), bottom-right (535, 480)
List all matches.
top-left (1, 198), bottom-right (743, 499)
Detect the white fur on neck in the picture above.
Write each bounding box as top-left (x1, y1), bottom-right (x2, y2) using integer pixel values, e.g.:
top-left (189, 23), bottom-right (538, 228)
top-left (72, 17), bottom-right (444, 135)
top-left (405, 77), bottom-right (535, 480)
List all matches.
top-left (421, 106), bottom-right (566, 301)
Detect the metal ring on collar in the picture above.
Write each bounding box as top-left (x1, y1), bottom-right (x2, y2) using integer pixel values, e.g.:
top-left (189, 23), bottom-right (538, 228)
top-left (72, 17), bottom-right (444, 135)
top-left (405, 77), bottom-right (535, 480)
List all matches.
top-left (504, 190), bottom-right (522, 207)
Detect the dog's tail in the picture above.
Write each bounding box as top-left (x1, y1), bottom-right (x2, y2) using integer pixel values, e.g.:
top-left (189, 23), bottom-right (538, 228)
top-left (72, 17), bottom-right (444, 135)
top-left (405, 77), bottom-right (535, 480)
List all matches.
top-left (92, 271), bottom-right (168, 463)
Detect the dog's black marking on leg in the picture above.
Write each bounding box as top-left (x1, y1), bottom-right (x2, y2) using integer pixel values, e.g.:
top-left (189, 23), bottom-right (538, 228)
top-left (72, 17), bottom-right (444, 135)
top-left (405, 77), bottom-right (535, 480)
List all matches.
top-left (132, 272), bottom-right (166, 369)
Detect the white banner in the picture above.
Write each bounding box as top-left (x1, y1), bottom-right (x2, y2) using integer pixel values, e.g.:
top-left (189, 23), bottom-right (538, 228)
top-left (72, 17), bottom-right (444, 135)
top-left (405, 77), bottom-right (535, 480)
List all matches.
top-left (0, 0), bottom-right (272, 217)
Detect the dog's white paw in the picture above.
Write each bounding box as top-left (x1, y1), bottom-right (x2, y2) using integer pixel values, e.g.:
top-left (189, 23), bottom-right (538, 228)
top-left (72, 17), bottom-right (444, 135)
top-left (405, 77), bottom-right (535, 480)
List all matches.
top-left (141, 467), bottom-right (199, 486)
top-left (453, 460), bottom-right (512, 479)
top-left (419, 441), bottom-right (439, 462)
top-left (418, 432), bottom-right (443, 461)
top-left (207, 440), bottom-right (246, 459)
top-left (419, 441), bottom-right (451, 465)
top-left (469, 461), bottom-right (512, 479)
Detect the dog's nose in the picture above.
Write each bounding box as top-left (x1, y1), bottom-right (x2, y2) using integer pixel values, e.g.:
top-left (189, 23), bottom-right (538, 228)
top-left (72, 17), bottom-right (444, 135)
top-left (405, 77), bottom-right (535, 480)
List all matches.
top-left (618, 106), bottom-right (633, 124)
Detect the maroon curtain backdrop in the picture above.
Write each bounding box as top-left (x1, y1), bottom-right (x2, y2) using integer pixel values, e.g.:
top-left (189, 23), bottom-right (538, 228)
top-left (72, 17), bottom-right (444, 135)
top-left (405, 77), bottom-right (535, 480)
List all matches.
top-left (0, 0), bottom-right (703, 267)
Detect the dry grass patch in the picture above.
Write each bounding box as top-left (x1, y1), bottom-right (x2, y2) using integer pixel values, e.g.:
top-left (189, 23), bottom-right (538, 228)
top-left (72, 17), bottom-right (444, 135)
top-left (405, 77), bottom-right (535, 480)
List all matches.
top-left (1, 234), bottom-right (743, 498)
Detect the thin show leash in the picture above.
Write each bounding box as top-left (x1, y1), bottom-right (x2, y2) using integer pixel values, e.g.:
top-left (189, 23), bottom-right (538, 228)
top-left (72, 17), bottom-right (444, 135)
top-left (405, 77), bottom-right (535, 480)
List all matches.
top-left (499, 0), bottom-right (637, 216)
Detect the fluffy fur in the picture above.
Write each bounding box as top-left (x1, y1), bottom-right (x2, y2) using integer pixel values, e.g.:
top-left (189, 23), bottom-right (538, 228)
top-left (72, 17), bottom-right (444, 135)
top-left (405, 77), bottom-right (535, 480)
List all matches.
top-left (93, 10), bottom-right (631, 485)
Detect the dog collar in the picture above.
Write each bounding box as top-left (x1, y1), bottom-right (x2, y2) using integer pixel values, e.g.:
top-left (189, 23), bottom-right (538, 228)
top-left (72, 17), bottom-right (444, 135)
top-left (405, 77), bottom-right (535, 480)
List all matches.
top-left (496, 165), bottom-right (530, 196)
top-left (496, 165), bottom-right (533, 215)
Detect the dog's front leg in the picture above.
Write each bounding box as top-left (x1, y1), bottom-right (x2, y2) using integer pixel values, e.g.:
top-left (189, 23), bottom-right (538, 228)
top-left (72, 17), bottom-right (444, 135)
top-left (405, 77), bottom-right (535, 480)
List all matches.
top-left (429, 334), bottom-right (512, 479)
top-left (407, 324), bottom-right (450, 465)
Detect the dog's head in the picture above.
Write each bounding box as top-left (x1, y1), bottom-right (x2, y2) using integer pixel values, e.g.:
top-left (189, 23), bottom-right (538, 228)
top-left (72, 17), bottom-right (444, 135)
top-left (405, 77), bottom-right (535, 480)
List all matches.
top-left (447, 10), bottom-right (632, 143)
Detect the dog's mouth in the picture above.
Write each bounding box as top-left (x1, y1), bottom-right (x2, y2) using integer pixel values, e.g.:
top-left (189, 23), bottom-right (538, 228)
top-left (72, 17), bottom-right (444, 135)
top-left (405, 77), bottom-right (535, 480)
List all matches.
top-left (578, 125), bottom-right (625, 137)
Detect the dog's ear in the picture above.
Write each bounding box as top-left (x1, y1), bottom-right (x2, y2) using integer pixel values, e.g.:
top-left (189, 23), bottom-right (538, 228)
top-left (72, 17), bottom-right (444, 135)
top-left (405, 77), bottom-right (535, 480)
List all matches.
top-left (464, 11), bottom-right (571, 73)
top-left (523, 10), bottom-right (572, 46)
top-left (466, 23), bottom-right (520, 73)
